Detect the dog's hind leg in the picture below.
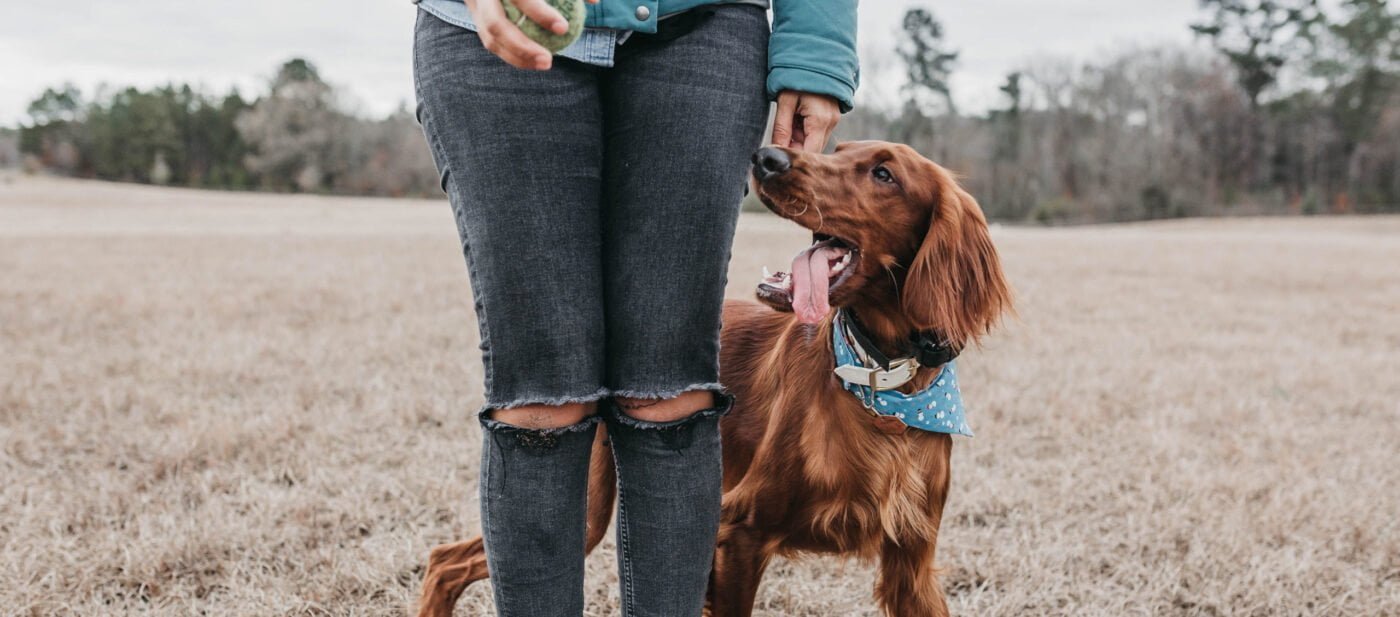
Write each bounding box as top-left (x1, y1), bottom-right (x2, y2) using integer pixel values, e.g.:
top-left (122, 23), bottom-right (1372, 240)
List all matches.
top-left (417, 537), bottom-right (490, 617)
top-left (706, 521), bottom-right (771, 617)
top-left (584, 424), bottom-right (616, 552)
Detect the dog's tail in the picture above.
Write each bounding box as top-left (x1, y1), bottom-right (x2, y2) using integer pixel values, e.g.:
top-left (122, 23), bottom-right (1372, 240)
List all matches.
top-left (416, 423), bottom-right (617, 617)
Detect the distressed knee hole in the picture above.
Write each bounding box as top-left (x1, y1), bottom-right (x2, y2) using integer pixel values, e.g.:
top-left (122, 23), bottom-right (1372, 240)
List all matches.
top-left (480, 407), bottom-right (600, 451)
top-left (607, 392), bottom-right (734, 450)
top-left (614, 390), bottom-right (717, 424)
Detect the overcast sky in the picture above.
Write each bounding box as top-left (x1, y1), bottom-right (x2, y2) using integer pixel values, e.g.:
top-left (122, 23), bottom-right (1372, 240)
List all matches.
top-left (0, 1), bottom-right (1206, 127)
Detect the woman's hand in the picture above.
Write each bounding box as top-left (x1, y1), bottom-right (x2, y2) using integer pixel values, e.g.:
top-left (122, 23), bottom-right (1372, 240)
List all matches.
top-left (464, 0), bottom-right (597, 70)
top-left (771, 90), bottom-right (841, 152)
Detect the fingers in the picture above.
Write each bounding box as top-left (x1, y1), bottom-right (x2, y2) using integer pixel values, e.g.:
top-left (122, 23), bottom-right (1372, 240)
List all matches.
top-left (799, 115), bottom-right (831, 153)
top-left (485, 23), bottom-right (554, 70)
top-left (796, 95), bottom-right (840, 153)
top-left (510, 0), bottom-right (568, 34)
top-left (772, 91), bottom-right (841, 151)
top-left (472, 0), bottom-right (553, 70)
top-left (771, 91), bottom-right (798, 147)
top-left (790, 117), bottom-right (807, 150)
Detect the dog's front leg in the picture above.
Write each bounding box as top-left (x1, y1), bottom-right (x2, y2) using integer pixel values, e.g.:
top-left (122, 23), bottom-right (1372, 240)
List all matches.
top-left (875, 538), bottom-right (947, 617)
top-left (706, 520), bottom-right (771, 617)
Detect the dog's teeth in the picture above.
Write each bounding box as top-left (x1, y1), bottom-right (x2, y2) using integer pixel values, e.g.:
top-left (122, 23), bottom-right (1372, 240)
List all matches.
top-left (762, 266), bottom-right (771, 279)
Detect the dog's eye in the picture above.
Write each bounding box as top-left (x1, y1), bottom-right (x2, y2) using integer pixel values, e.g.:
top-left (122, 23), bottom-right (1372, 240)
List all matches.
top-left (872, 165), bottom-right (895, 184)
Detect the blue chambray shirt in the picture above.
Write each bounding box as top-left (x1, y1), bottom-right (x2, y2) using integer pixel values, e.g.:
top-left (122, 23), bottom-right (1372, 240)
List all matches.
top-left (414, 0), bottom-right (637, 66)
top-left (411, 0), bottom-right (858, 111)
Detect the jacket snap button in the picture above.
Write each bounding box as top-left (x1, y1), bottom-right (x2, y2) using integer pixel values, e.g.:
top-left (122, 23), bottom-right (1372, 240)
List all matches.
top-left (635, 5), bottom-right (651, 20)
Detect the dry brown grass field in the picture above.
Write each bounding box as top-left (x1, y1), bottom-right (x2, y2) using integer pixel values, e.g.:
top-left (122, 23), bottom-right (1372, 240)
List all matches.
top-left (2, 175), bottom-right (1398, 616)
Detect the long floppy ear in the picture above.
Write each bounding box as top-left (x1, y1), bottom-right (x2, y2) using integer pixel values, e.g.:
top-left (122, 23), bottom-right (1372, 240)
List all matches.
top-left (901, 167), bottom-right (1012, 349)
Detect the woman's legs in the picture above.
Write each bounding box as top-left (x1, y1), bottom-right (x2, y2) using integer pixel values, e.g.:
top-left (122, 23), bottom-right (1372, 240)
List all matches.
top-left (598, 6), bottom-right (772, 616)
top-left (414, 10), bottom-right (608, 616)
top-left (417, 2), bottom-right (769, 612)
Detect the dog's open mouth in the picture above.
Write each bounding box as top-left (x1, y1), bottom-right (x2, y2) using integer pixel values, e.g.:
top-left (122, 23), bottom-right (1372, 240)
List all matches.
top-left (757, 234), bottom-right (860, 324)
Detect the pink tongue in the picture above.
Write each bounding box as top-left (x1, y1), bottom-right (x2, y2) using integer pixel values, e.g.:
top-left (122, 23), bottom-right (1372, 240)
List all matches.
top-left (791, 246), bottom-right (836, 324)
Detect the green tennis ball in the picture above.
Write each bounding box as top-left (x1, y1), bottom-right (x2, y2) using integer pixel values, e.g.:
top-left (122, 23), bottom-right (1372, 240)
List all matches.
top-left (502, 0), bottom-right (587, 54)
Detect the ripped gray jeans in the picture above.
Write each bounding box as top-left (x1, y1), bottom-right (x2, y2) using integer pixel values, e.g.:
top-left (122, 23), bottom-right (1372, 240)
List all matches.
top-left (413, 5), bottom-right (769, 616)
top-left (413, 6), bottom-right (768, 411)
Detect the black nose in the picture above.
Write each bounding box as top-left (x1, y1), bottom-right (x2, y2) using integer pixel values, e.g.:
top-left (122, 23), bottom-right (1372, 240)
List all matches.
top-left (751, 147), bottom-right (791, 182)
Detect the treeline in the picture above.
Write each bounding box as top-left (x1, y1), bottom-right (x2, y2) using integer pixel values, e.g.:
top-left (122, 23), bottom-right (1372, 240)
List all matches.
top-left (17, 60), bottom-right (439, 197)
top-left (13, 1), bottom-right (1400, 221)
top-left (837, 0), bottom-right (1400, 222)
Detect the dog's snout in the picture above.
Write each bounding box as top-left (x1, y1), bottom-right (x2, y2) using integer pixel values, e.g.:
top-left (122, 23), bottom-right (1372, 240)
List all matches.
top-left (752, 147), bottom-right (791, 182)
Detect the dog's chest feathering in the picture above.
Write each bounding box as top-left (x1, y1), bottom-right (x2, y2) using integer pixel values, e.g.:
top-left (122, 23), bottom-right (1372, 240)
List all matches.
top-left (790, 410), bottom-right (947, 551)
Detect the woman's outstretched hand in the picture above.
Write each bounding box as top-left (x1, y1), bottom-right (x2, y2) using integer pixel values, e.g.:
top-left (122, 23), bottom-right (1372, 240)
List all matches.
top-left (465, 0), bottom-right (598, 70)
top-left (771, 90), bottom-right (841, 153)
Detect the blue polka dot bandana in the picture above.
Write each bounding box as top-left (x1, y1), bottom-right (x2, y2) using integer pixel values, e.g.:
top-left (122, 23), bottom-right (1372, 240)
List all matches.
top-left (832, 321), bottom-right (974, 437)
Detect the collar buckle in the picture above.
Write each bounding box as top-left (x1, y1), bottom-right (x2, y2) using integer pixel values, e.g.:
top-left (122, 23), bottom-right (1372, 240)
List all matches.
top-left (834, 358), bottom-right (918, 391)
top-left (834, 310), bottom-right (922, 392)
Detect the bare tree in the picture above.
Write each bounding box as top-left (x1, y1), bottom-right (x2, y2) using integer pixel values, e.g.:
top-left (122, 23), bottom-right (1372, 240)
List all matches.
top-left (0, 129), bottom-right (21, 170)
top-left (236, 59), bottom-right (348, 192)
top-left (897, 7), bottom-right (959, 117)
top-left (1191, 0), bottom-right (1324, 108)
top-left (1311, 0), bottom-right (1399, 202)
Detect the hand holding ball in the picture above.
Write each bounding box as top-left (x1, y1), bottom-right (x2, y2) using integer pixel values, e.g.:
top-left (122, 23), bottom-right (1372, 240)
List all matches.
top-left (470, 0), bottom-right (589, 69)
top-left (502, 0), bottom-right (587, 54)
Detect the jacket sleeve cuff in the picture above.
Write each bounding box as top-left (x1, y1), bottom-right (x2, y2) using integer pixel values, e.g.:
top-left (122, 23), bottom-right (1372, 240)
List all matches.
top-left (767, 66), bottom-right (857, 113)
top-left (766, 0), bottom-right (859, 113)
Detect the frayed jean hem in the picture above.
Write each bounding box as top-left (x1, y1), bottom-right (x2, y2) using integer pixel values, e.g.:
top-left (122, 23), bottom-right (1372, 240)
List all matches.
top-left (478, 387), bottom-right (613, 418)
top-left (609, 381), bottom-right (727, 403)
top-left (480, 382), bottom-right (729, 420)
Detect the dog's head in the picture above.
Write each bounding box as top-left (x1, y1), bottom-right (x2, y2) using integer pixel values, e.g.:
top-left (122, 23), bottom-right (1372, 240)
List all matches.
top-left (751, 141), bottom-right (1010, 349)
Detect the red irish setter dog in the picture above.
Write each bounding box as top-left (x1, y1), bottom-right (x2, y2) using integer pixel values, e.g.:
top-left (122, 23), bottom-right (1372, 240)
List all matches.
top-left (418, 141), bottom-right (1011, 617)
